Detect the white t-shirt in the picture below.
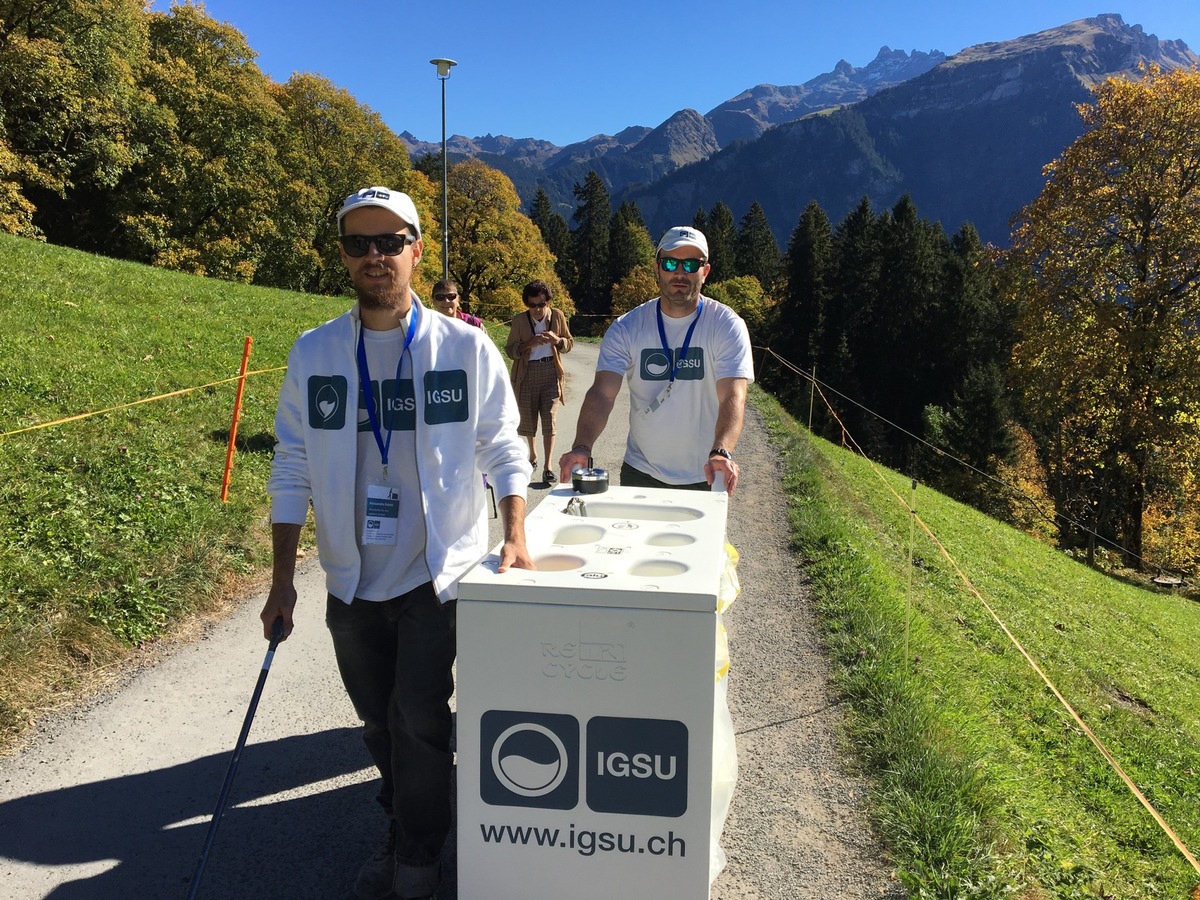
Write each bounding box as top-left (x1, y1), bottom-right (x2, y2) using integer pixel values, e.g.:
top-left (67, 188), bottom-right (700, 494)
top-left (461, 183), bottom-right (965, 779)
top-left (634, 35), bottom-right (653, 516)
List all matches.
top-left (528, 313), bottom-right (553, 362)
top-left (354, 313), bottom-right (432, 599)
top-left (596, 296), bottom-right (754, 484)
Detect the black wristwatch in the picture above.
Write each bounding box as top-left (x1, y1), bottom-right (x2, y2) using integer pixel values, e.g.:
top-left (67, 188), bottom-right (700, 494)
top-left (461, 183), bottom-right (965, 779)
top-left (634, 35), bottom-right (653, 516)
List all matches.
top-left (709, 448), bottom-right (732, 461)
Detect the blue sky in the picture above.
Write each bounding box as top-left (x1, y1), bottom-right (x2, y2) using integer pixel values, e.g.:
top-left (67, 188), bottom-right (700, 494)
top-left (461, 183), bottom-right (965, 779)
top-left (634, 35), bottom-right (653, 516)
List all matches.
top-left (154, 2), bottom-right (1199, 147)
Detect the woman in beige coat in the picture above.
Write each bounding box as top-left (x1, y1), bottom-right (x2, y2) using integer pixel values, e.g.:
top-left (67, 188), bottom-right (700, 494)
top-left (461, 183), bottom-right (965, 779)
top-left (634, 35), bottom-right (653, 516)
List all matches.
top-left (505, 280), bottom-right (574, 484)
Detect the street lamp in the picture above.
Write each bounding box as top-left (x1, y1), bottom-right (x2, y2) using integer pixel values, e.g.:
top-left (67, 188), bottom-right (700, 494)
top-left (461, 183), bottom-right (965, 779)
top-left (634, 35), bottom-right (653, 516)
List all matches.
top-left (430, 57), bottom-right (457, 281)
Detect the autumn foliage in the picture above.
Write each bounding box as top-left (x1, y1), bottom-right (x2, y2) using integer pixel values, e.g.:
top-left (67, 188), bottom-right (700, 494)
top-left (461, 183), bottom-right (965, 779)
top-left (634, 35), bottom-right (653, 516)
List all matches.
top-left (1006, 65), bottom-right (1200, 570)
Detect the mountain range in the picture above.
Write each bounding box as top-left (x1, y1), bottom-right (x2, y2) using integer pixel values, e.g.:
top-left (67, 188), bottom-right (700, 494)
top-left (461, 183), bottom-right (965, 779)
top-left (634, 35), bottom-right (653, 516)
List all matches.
top-left (400, 14), bottom-right (1198, 247)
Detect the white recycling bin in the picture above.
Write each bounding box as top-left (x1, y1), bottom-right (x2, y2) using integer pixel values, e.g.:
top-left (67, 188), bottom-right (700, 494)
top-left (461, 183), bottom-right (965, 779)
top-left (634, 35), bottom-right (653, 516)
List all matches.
top-left (456, 482), bottom-right (735, 900)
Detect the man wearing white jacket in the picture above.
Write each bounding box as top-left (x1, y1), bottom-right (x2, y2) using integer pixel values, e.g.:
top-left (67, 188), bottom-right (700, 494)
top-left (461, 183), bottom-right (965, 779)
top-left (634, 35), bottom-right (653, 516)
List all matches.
top-left (261, 186), bottom-right (532, 900)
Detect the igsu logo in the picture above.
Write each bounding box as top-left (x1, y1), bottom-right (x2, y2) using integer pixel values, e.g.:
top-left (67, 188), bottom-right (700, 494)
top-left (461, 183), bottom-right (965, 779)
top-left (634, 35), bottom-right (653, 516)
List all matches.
top-left (640, 349), bottom-right (672, 380)
top-left (639, 348), bottom-right (705, 382)
top-left (359, 379), bottom-right (416, 432)
top-left (597, 749), bottom-right (677, 780)
top-left (480, 711), bottom-right (578, 810)
top-left (423, 369), bottom-right (469, 424)
top-left (479, 711), bottom-right (690, 817)
top-left (586, 716), bottom-right (688, 817)
top-left (307, 375), bottom-right (347, 429)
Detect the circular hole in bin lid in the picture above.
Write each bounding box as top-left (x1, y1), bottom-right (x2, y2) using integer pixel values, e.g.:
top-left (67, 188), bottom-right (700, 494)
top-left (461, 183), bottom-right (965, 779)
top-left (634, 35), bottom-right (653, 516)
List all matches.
top-left (646, 532), bottom-right (696, 547)
top-left (553, 524), bottom-right (606, 545)
top-left (535, 553), bottom-right (586, 572)
top-left (628, 560), bottom-right (688, 578)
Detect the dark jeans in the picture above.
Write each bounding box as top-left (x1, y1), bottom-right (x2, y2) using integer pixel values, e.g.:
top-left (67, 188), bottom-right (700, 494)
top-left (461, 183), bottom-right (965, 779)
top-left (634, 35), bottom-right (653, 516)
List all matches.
top-left (619, 461), bottom-right (710, 491)
top-left (326, 584), bottom-right (456, 872)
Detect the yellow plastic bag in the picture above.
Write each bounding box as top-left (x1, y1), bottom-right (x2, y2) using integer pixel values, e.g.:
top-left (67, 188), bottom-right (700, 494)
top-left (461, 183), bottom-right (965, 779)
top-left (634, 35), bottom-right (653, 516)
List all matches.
top-left (715, 543), bottom-right (740, 681)
top-left (717, 542), bottom-right (741, 614)
top-left (710, 542), bottom-right (742, 882)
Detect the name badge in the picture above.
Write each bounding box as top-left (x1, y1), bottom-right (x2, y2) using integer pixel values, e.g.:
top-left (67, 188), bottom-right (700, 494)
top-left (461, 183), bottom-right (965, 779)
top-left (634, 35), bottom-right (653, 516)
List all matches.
top-left (641, 382), bottom-right (673, 416)
top-left (363, 482), bottom-right (399, 546)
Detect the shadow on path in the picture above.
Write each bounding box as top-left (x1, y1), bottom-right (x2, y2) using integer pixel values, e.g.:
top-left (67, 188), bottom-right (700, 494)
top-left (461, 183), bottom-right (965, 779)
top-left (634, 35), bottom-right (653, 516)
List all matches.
top-left (0, 728), bottom-right (403, 899)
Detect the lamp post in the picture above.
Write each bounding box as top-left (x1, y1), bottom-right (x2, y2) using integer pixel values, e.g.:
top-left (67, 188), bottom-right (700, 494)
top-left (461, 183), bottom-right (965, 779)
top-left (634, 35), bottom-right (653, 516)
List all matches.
top-left (430, 57), bottom-right (457, 281)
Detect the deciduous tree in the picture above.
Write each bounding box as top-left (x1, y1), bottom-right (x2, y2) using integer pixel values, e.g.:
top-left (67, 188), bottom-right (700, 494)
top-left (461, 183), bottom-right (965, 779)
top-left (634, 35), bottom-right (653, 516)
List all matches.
top-left (1007, 65), bottom-right (1200, 567)
top-left (259, 72), bottom-right (416, 294)
top-left (447, 159), bottom-right (568, 320)
top-left (610, 264), bottom-right (658, 319)
top-left (0, 0), bottom-right (149, 238)
top-left (109, 4), bottom-right (286, 280)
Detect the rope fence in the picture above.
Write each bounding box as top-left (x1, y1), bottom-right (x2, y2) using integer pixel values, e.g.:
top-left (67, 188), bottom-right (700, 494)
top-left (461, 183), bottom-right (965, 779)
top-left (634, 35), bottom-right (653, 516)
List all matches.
top-left (0, 339), bottom-right (286, 502)
top-left (0, 366), bottom-right (287, 440)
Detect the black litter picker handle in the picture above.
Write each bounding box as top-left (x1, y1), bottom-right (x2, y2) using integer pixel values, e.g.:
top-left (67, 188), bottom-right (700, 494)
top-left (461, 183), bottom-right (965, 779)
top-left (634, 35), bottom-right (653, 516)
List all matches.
top-left (186, 616), bottom-right (284, 899)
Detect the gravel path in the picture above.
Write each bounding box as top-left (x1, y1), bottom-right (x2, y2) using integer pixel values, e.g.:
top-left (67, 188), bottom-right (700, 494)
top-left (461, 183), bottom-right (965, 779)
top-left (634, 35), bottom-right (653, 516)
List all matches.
top-left (0, 339), bottom-right (900, 898)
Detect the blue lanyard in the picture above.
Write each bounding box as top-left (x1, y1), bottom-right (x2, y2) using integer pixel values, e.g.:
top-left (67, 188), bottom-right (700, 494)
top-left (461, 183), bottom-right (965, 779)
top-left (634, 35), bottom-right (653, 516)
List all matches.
top-left (356, 306), bottom-right (418, 474)
top-left (655, 298), bottom-right (703, 382)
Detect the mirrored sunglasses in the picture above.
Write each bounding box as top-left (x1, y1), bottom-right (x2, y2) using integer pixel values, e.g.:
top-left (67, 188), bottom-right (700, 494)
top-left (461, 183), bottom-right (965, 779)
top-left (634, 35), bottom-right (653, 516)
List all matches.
top-left (659, 257), bottom-right (706, 274)
top-left (338, 233), bottom-right (416, 257)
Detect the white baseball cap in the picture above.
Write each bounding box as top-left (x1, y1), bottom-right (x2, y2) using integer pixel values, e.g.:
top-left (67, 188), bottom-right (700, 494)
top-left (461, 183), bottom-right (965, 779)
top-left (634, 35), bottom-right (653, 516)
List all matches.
top-left (656, 226), bottom-right (709, 259)
top-left (337, 186), bottom-right (421, 239)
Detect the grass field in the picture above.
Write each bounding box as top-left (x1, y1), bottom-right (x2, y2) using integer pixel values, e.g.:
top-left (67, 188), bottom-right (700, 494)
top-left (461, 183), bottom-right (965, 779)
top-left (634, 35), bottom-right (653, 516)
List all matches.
top-left (755, 391), bottom-right (1200, 897)
top-left (3, 233), bottom-right (1199, 896)
top-left (0, 233), bottom-right (338, 743)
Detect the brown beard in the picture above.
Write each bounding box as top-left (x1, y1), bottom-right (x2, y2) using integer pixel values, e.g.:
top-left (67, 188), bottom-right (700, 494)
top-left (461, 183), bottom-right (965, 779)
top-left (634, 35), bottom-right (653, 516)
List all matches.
top-left (353, 276), bottom-right (408, 310)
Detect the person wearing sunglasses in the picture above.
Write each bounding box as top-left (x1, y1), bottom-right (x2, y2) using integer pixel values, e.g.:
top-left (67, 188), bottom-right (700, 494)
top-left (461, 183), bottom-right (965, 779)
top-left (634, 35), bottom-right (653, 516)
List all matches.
top-left (261, 186), bottom-right (533, 900)
top-left (431, 279), bottom-right (483, 328)
top-left (559, 225), bottom-right (754, 495)
top-left (505, 280), bottom-right (574, 484)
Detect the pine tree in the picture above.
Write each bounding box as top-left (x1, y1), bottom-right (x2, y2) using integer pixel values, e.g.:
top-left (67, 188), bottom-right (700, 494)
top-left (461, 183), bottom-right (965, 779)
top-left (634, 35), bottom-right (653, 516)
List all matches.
top-left (920, 222), bottom-right (1017, 497)
top-left (704, 202), bottom-right (737, 283)
top-left (608, 200), bottom-right (654, 286)
top-left (771, 200), bottom-right (833, 412)
top-left (570, 170), bottom-right (612, 321)
top-left (866, 194), bottom-right (949, 464)
top-left (735, 202), bottom-right (782, 295)
top-left (530, 187), bottom-right (575, 290)
top-left (826, 197), bottom-right (880, 447)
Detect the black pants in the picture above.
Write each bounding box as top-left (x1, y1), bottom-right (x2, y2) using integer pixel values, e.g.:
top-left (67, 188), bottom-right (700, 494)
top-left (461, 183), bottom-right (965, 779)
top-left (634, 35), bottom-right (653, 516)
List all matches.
top-left (326, 584), bottom-right (456, 884)
top-left (619, 461), bottom-right (710, 491)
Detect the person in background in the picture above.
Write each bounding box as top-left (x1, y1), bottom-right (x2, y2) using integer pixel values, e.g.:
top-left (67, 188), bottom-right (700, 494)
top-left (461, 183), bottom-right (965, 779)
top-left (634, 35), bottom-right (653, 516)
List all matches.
top-left (261, 186), bottom-right (533, 900)
top-left (505, 279), bottom-right (574, 484)
top-left (558, 226), bottom-right (753, 494)
top-left (431, 278), bottom-right (483, 327)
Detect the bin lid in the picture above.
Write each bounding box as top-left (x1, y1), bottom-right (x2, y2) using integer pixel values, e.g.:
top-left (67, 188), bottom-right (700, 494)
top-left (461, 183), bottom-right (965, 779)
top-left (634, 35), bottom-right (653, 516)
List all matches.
top-left (459, 484), bottom-right (729, 612)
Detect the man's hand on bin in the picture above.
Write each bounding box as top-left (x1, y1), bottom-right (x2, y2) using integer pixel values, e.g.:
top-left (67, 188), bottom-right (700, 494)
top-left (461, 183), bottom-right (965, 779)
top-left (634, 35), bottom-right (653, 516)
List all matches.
top-left (705, 455), bottom-right (740, 495)
top-left (559, 446), bottom-right (591, 485)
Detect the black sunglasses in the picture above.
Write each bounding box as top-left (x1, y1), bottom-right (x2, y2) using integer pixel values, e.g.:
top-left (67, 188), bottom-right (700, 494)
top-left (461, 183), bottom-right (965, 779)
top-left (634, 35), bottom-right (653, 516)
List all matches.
top-left (433, 292), bottom-right (458, 301)
top-left (339, 233), bottom-right (416, 258)
top-left (659, 257), bottom-right (706, 274)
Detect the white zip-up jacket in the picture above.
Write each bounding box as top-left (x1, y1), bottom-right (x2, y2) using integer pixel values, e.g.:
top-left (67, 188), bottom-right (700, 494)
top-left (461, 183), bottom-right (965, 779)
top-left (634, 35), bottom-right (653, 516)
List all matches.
top-left (268, 301), bottom-right (529, 603)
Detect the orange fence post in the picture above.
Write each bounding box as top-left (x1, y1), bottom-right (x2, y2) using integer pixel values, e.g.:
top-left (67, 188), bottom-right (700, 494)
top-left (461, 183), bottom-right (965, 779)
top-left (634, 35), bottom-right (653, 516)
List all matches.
top-left (221, 336), bottom-right (254, 502)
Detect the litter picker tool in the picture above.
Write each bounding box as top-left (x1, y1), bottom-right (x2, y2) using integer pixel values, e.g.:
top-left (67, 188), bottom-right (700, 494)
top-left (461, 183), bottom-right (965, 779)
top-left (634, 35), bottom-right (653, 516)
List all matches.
top-left (186, 617), bottom-right (284, 899)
